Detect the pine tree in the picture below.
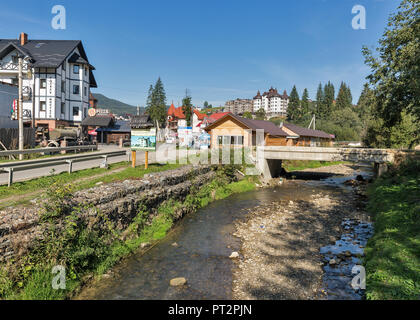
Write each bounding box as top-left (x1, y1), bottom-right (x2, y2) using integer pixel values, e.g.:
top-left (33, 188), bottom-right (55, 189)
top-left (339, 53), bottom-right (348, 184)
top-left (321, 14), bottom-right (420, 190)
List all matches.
top-left (147, 77), bottom-right (167, 127)
top-left (336, 82), bottom-right (352, 110)
top-left (323, 81), bottom-right (335, 118)
top-left (182, 89), bottom-right (193, 126)
top-left (301, 88), bottom-right (310, 117)
top-left (316, 83), bottom-right (324, 118)
top-left (145, 84), bottom-right (153, 110)
top-left (287, 85), bottom-right (300, 121)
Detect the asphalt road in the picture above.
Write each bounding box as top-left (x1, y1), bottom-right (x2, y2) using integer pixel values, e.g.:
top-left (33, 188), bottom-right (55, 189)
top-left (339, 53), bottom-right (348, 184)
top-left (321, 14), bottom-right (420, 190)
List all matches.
top-left (0, 144), bottom-right (166, 186)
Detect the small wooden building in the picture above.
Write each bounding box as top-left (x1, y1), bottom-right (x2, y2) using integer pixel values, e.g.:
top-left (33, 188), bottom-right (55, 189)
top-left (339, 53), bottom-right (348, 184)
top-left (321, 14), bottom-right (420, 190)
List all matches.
top-left (204, 113), bottom-right (288, 148)
top-left (204, 113), bottom-right (334, 148)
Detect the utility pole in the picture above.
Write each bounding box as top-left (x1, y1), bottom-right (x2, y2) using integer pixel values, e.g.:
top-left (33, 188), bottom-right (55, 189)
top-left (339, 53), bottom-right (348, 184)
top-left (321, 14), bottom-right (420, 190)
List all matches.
top-left (18, 55), bottom-right (24, 160)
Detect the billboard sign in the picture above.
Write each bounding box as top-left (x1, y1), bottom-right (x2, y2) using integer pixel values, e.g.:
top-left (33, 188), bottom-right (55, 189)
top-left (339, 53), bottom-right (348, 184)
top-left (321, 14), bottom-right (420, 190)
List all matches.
top-left (131, 128), bottom-right (157, 151)
top-left (178, 126), bottom-right (193, 147)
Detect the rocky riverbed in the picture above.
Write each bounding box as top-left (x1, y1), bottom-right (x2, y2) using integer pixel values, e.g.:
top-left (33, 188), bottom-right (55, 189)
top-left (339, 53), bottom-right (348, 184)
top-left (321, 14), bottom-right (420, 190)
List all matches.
top-left (232, 164), bottom-right (372, 300)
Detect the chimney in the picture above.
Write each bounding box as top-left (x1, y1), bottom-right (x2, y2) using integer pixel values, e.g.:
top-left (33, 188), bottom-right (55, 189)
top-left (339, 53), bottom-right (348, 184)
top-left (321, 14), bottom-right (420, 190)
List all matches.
top-left (19, 33), bottom-right (28, 46)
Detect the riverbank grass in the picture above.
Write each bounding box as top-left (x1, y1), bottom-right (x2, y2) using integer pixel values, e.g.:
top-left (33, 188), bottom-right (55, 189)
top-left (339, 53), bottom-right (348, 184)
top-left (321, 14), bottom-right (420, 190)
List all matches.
top-left (282, 160), bottom-right (346, 172)
top-left (364, 160), bottom-right (420, 300)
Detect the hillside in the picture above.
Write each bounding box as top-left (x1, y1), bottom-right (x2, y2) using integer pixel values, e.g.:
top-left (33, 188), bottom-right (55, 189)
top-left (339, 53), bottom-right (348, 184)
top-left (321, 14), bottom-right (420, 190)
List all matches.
top-left (92, 93), bottom-right (144, 116)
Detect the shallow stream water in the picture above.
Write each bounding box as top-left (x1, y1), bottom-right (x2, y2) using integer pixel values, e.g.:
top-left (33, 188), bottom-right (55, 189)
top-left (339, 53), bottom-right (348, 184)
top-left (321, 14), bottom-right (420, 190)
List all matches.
top-left (76, 165), bottom-right (373, 300)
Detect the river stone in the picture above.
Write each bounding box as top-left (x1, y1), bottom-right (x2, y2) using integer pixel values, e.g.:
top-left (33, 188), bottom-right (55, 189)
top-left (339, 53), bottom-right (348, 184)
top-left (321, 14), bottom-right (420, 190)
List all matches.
top-left (229, 252), bottom-right (239, 259)
top-left (140, 242), bottom-right (150, 249)
top-left (170, 277), bottom-right (187, 286)
top-left (329, 259), bottom-right (338, 266)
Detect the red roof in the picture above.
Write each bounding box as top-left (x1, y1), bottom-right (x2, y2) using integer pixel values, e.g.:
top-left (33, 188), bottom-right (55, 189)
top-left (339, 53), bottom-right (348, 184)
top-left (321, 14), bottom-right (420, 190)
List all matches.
top-left (209, 112), bottom-right (231, 121)
top-left (168, 103), bottom-right (176, 116)
top-left (193, 109), bottom-right (206, 120)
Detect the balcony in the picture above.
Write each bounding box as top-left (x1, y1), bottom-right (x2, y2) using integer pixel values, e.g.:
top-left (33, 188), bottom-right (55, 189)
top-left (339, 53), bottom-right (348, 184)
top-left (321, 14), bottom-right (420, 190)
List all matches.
top-left (0, 61), bottom-right (30, 73)
top-left (22, 86), bottom-right (32, 100)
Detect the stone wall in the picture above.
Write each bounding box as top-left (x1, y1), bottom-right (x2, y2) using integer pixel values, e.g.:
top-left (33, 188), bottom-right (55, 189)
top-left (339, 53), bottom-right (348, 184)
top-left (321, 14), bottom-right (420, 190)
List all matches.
top-left (0, 165), bottom-right (216, 263)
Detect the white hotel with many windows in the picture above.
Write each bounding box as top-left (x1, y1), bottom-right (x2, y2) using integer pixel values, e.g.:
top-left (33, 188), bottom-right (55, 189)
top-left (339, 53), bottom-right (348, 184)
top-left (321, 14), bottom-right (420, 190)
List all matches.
top-left (0, 33), bottom-right (97, 131)
top-left (253, 87), bottom-right (289, 118)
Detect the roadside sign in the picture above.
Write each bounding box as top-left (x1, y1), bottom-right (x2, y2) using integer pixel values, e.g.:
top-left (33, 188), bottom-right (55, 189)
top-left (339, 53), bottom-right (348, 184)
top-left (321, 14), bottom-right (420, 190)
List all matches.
top-left (88, 108), bottom-right (96, 117)
top-left (131, 128), bottom-right (157, 151)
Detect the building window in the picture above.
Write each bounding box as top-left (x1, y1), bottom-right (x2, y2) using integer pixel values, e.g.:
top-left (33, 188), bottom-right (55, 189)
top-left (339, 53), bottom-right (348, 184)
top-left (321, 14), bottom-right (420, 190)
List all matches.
top-left (84, 87), bottom-right (87, 97)
top-left (61, 80), bottom-right (65, 93)
top-left (73, 64), bottom-right (79, 74)
top-left (61, 102), bottom-right (65, 114)
top-left (85, 67), bottom-right (88, 76)
top-left (40, 101), bottom-right (46, 111)
top-left (73, 85), bottom-right (80, 94)
top-left (40, 79), bottom-right (47, 89)
top-left (12, 55), bottom-right (18, 64)
top-left (62, 62), bottom-right (66, 71)
top-left (217, 135), bottom-right (244, 145)
top-left (73, 107), bottom-right (79, 116)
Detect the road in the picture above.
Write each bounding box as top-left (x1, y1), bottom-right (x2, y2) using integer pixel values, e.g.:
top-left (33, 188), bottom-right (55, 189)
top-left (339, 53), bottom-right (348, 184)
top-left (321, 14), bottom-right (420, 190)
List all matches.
top-left (0, 144), bottom-right (168, 186)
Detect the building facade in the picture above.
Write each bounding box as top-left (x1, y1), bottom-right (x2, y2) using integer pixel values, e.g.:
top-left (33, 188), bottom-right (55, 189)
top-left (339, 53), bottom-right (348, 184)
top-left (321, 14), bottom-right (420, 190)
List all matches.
top-left (0, 81), bottom-right (18, 128)
top-left (0, 33), bottom-right (97, 132)
top-left (167, 103), bottom-right (206, 134)
top-left (204, 113), bottom-right (334, 148)
top-left (253, 87), bottom-right (289, 118)
top-left (224, 98), bottom-right (253, 115)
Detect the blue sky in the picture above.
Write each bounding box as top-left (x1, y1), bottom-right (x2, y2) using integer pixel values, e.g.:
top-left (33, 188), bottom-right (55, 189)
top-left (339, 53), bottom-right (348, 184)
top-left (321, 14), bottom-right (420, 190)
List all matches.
top-left (0, 0), bottom-right (400, 107)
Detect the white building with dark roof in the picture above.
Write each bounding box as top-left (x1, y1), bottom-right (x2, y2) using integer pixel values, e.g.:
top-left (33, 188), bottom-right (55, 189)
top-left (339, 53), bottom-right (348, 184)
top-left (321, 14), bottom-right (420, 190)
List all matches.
top-left (253, 87), bottom-right (289, 118)
top-left (0, 33), bottom-right (97, 131)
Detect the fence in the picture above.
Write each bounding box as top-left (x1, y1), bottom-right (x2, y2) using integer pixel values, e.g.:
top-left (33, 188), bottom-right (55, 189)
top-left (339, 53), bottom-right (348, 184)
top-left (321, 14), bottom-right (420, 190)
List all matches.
top-left (0, 149), bottom-right (128, 186)
top-left (0, 128), bottom-right (36, 150)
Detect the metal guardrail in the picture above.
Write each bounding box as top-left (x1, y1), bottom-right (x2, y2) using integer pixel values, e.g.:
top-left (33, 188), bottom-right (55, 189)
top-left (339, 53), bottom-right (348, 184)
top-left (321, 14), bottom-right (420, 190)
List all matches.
top-left (0, 150), bottom-right (128, 187)
top-left (0, 145), bottom-right (98, 157)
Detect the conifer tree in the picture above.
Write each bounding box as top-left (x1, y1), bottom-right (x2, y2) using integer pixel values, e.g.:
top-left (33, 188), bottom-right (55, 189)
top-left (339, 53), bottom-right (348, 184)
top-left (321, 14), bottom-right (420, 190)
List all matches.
top-left (323, 81), bottom-right (335, 117)
top-left (315, 83), bottom-right (324, 118)
top-left (182, 89), bottom-right (193, 126)
top-left (146, 77), bottom-right (167, 126)
top-left (301, 88), bottom-right (310, 117)
top-left (287, 85), bottom-right (301, 121)
top-left (336, 82), bottom-right (353, 110)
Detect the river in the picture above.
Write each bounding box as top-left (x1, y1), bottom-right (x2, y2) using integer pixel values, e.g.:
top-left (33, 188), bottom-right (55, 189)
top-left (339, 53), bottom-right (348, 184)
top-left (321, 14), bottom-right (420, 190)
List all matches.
top-left (76, 164), bottom-right (373, 300)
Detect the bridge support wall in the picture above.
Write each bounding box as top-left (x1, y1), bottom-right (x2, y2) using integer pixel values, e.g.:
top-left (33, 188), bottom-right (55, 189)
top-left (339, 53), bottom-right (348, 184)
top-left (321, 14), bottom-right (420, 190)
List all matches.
top-left (260, 159), bottom-right (283, 180)
top-left (374, 162), bottom-right (388, 178)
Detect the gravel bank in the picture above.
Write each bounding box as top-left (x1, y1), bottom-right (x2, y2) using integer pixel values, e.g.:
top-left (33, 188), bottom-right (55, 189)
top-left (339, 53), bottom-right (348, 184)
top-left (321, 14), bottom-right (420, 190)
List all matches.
top-left (232, 164), bottom-right (369, 300)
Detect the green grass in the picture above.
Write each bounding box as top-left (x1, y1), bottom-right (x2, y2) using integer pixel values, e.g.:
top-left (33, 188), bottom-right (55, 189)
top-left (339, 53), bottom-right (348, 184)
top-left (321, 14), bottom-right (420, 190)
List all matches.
top-left (364, 160), bottom-right (420, 300)
top-left (0, 162), bottom-right (181, 204)
top-left (282, 160), bottom-right (345, 172)
top-left (0, 167), bottom-right (257, 300)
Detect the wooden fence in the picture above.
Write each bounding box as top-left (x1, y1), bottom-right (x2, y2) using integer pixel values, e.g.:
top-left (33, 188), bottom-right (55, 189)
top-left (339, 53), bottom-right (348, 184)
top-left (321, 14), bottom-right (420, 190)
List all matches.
top-left (0, 128), bottom-right (35, 150)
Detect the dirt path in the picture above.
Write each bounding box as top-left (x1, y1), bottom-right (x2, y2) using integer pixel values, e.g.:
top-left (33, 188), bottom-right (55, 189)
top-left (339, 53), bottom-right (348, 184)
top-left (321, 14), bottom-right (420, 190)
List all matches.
top-left (232, 164), bottom-right (370, 300)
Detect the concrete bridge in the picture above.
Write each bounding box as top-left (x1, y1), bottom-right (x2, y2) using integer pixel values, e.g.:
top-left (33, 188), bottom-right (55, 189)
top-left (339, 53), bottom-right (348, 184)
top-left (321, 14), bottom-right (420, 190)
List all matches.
top-left (256, 146), bottom-right (419, 179)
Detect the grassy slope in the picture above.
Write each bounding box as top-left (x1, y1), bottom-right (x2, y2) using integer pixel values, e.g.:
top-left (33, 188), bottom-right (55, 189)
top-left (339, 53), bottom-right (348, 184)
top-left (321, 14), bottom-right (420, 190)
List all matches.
top-left (364, 161), bottom-right (420, 300)
top-left (0, 163), bottom-right (180, 204)
top-left (282, 160), bottom-right (345, 172)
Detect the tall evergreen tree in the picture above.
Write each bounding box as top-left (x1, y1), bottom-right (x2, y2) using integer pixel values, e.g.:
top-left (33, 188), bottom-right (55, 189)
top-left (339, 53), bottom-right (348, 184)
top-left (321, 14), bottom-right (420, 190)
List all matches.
top-left (287, 85), bottom-right (301, 121)
top-left (301, 88), bottom-right (310, 117)
top-left (315, 83), bottom-right (324, 118)
top-left (146, 77), bottom-right (167, 127)
top-left (145, 84), bottom-right (154, 110)
top-left (336, 82), bottom-right (353, 110)
top-left (182, 89), bottom-right (193, 126)
top-left (322, 81), bottom-right (335, 118)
